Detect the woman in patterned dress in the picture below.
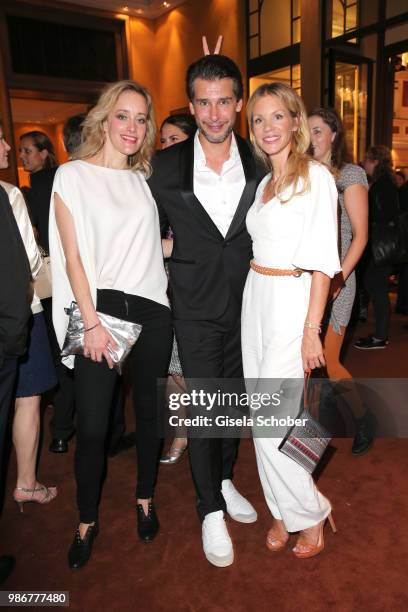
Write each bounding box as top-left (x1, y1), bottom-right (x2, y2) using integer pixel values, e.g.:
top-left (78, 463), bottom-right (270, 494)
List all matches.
top-left (159, 114), bottom-right (196, 464)
top-left (308, 107), bottom-right (373, 455)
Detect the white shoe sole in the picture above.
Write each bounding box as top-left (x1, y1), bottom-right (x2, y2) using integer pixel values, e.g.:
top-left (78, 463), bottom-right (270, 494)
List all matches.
top-left (204, 550), bottom-right (234, 567)
top-left (227, 510), bottom-right (258, 524)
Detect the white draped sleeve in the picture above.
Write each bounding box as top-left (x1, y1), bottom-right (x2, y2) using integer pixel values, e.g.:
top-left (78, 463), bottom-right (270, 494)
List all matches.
top-left (292, 162), bottom-right (341, 278)
top-left (49, 163), bottom-right (97, 368)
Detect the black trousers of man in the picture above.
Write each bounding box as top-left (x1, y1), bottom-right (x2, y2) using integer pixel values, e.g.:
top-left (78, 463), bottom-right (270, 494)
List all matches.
top-left (174, 306), bottom-right (242, 522)
top-left (0, 359), bottom-right (18, 510)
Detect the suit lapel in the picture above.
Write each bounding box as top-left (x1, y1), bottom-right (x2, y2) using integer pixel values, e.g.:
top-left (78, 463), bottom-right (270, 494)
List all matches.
top-left (225, 135), bottom-right (258, 241)
top-left (179, 137), bottom-right (224, 240)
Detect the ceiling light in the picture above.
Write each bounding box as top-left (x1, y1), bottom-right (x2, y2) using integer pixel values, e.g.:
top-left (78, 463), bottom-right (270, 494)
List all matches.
top-left (122, 5), bottom-right (129, 11)
top-left (163, 2), bottom-right (170, 7)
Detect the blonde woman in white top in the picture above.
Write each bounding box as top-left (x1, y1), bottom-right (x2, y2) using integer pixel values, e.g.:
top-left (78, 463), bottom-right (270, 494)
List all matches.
top-left (49, 81), bottom-right (172, 570)
top-left (242, 83), bottom-right (341, 559)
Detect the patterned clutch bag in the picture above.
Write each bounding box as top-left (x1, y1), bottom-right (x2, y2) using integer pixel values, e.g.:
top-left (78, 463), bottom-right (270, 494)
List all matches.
top-left (278, 372), bottom-right (331, 473)
top-left (61, 301), bottom-right (142, 374)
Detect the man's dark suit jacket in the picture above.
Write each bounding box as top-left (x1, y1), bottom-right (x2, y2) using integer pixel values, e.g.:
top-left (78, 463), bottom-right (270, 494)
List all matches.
top-left (148, 134), bottom-right (265, 321)
top-left (27, 166), bottom-right (58, 253)
top-left (0, 185), bottom-right (31, 367)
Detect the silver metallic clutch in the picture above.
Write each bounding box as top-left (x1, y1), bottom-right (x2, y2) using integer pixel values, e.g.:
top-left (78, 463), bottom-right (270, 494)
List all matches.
top-left (61, 301), bottom-right (142, 374)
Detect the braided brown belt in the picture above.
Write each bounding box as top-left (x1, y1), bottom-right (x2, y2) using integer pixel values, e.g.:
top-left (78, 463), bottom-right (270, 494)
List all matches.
top-left (250, 260), bottom-right (304, 277)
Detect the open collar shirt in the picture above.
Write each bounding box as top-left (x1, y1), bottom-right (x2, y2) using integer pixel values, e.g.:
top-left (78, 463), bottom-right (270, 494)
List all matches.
top-left (193, 131), bottom-right (245, 237)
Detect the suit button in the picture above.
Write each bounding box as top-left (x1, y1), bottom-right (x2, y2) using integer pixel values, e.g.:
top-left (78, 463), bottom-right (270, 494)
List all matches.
top-left (223, 241), bottom-right (231, 247)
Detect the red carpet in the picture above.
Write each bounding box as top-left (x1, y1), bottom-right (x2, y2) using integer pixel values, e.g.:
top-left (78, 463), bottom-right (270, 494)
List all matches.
top-left (1, 297), bottom-right (408, 611)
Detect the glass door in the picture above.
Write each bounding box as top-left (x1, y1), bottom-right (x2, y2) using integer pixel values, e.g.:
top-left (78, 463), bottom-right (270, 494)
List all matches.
top-left (329, 53), bottom-right (372, 163)
top-left (391, 52), bottom-right (408, 174)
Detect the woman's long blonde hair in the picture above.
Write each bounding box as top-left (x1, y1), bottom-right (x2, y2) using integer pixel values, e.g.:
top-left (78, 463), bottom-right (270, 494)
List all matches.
top-left (75, 80), bottom-right (156, 176)
top-left (247, 82), bottom-right (312, 202)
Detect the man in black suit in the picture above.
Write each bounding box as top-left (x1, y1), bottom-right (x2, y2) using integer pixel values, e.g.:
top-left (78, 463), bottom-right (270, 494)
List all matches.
top-left (0, 180), bottom-right (31, 583)
top-left (149, 54), bottom-right (264, 567)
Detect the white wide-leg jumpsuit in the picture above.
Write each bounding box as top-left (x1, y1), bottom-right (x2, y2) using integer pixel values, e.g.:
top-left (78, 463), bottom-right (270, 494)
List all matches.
top-left (241, 163), bottom-right (341, 531)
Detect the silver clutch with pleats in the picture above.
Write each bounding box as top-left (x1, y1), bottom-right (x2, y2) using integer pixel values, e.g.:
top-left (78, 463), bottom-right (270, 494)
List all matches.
top-left (61, 301), bottom-right (142, 374)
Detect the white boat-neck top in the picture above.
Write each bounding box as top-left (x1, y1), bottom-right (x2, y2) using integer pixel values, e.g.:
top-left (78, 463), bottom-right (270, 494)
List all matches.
top-left (49, 160), bottom-right (169, 367)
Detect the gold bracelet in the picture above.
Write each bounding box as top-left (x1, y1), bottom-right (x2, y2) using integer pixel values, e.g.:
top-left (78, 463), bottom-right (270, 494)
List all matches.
top-left (304, 321), bottom-right (321, 332)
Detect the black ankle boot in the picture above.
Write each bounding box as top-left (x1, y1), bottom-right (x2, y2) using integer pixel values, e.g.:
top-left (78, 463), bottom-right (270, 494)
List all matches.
top-left (68, 522), bottom-right (99, 570)
top-left (352, 409), bottom-right (375, 455)
top-left (136, 502), bottom-right (159, 543)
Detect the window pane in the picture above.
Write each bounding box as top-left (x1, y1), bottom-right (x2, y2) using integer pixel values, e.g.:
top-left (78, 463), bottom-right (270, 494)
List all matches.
top-left (346, 4), bottom-right (358, 31)
top-left (250, 13), bottom-right (259, 36)
top-left (335, 61), bottom-right (367, 162)
top-left (260, 0), bottom-right (291, 55)
top-left (7, 15), bottom-right (118, 81)
top-left (292, 0), bottom-right (301, 18)
top-left (385, 22), bottom-right (408, 46)
top-left (292, 64), bottom-right (301, 92)
top-left (292, 18), bottom-right (301, 44)
top-left (250, 36), bottom-right (259, 60)
top-left (386, 0), bottom-right (408, 18)
top-left (249, 64), bottom-right (301, 97)
top-left (332, 0), bottom-right (345, 38)
top-left (392, 69), bottom-right (408, 170)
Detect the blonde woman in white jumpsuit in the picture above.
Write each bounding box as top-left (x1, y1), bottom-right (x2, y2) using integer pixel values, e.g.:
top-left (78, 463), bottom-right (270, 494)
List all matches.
top-left (242, 83), bottom-right (341, 559)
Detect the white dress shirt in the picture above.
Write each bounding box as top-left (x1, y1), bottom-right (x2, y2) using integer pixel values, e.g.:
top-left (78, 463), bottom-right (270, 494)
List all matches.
top-left (193, 132), bottom-right (245, 237)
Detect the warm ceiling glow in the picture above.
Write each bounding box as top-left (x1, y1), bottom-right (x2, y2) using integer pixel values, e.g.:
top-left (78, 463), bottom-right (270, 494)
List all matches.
top-left (122, 5), bottom-right (129, 11)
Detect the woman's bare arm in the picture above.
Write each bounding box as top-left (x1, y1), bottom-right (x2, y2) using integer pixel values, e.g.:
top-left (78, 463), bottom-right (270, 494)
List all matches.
top-left (341, 183), bottom-right (368, 280)
top-left (330, 183), bottom-right (368, 300)
top-left (162, 238), bottom-right (173, 259)
top-left (301, 271), bottom-right (331, 372)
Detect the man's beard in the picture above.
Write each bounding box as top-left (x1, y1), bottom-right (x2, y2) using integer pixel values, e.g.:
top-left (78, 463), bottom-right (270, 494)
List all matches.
top-left (198, 123), bottom-right (234, 144)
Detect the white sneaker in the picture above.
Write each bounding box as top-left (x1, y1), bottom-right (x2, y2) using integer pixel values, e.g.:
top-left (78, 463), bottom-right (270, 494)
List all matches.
top-left (202, 510), bottom-right (234, 567)
top-left (222, 479), bottom-right (257, 523)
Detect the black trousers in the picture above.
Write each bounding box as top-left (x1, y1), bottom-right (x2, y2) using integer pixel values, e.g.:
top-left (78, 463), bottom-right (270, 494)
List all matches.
top-left (42, 298), bottom-right (76, 440)
top-left (174, 310), bottom-right (242, 522)
top-left (0, 358), bottom-right (17, 512)
top-left (364, 259), bottom-right (392, 339)
top-left (74, 290), bottom-right (172, 523)
top-left (42, 297), bottom-right (126, 446)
